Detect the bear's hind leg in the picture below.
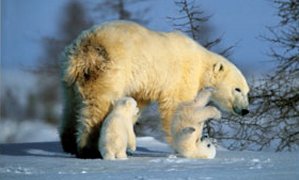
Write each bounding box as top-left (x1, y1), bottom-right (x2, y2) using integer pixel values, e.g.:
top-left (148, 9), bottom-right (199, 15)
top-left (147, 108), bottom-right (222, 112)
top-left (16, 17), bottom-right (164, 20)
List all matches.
top-left (76, 96), bottom-right (112, 159)
top-left (159, 100), bottom-right (179, 144)
top-left (59, 85), bottom-right (79, 154)
top-left (76, 76), bottom-right (127, 158)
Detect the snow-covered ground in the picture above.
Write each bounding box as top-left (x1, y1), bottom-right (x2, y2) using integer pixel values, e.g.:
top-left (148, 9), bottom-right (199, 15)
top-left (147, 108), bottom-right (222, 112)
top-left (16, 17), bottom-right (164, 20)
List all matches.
top-left (0, 137), bottom-right (298, 180)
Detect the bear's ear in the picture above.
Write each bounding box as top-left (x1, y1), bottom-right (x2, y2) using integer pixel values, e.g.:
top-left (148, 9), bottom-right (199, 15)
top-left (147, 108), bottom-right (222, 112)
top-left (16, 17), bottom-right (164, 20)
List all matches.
top-left (213, 62), bottom-right (224, 73)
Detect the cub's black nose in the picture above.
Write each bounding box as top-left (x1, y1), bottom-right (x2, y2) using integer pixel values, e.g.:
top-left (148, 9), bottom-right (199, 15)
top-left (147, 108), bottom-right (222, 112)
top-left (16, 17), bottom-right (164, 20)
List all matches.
top-left (241, 109), bottom-right (249, 116)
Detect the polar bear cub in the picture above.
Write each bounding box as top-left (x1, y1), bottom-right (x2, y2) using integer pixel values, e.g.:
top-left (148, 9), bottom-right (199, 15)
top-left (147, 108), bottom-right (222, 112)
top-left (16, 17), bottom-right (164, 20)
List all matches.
top-left (171, 88), bottom-right (221, 159)
top-left (99, 97), bottom-right (139, 160)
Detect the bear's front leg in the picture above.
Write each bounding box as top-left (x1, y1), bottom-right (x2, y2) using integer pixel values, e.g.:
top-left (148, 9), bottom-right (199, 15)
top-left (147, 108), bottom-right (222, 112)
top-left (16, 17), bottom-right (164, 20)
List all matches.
top-left (76, 97), bottom-right (112, 159)
top-left (159, 100), bottom-right (179, 144)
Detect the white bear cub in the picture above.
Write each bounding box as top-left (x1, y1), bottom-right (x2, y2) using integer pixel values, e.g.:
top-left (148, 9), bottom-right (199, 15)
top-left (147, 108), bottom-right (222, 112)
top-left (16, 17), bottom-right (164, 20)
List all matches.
top-left (99, 97), bottom-right (139, 160)
top-left (171, 87), bottom-right (221, 159)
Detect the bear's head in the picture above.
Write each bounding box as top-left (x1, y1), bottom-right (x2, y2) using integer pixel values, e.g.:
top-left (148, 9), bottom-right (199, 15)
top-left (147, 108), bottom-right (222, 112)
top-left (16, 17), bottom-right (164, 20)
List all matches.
top-left (209, 55), bottom-right (250, 116)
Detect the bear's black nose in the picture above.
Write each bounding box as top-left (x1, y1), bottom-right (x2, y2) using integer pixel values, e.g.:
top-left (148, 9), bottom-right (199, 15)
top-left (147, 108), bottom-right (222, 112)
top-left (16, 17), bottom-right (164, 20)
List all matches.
top-left (241, 109), bottom-right (249, 116)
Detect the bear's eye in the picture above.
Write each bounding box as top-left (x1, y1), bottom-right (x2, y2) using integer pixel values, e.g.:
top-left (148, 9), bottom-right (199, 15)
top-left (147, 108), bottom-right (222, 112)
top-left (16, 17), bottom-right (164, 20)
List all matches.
top-left (207, 144), bottom-right (211, 148)
top-left (235, 88), bottom-right (241, 92)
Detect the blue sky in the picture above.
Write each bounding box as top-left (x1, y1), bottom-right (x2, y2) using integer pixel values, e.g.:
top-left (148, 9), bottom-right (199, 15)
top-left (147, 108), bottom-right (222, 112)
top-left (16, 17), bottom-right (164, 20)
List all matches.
top-left (1, 0), bottom-right (279, 77)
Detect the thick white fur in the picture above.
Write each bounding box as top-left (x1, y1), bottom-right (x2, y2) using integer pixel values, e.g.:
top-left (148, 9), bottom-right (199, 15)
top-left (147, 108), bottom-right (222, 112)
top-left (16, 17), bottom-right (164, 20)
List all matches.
top-left (171, 88), bottom-right (221, 159)
top-left (99, 97), bottom-right (139, 160)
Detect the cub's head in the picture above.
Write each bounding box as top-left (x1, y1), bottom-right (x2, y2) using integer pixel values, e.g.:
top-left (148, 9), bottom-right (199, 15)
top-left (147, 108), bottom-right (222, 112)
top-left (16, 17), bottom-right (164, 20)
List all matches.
top-left (115, 97), bottom-right (139, 122)
top-left (197, 137), bottom-right (216, 159)
top-left (209, 55), bottom-right (250, 116)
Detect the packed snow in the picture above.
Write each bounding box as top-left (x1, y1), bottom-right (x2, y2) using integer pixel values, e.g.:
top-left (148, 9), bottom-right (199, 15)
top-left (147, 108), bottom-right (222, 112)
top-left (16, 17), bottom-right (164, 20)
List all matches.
top-left (0, 137), bottom-right (298, 180)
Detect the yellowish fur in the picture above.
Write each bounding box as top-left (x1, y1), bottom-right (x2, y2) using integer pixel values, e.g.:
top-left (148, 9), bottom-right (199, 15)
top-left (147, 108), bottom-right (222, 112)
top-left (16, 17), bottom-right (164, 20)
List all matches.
top-left (60, 20), bottom-right (249, 158)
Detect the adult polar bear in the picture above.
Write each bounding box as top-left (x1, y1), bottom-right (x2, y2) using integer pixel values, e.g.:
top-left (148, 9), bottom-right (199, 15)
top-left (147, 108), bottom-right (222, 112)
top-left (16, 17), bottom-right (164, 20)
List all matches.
top-left (60, 20), bottom-right (250, 158)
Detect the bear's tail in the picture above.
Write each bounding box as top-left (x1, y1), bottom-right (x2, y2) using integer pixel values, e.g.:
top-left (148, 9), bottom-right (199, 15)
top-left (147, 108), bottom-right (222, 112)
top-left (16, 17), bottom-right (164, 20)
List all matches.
top-left (61, 37), bottom-right (112, 86)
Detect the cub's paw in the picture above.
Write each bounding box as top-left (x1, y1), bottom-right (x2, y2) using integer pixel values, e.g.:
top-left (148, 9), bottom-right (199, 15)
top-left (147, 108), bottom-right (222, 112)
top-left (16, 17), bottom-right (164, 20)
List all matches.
top-left (208, 106), bottom-right (222, 119)
top-left (213, 108), bottom-right (222, 120)
top-left (128, 145), bottom-right (136, 152)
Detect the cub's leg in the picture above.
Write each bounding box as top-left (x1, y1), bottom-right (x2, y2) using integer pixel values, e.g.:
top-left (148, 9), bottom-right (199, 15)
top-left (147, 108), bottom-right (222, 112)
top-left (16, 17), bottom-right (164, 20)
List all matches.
top-left (193, 87), bottom-right (215, 108)
top-left (197, 106), bottom-right (221, 121)
top-left (116, 150), bottom-right (128, 160)
top-left (102, 150), bottom-right (116, 160)
top-left (127, 128), bottom-right (137, 152)
top-left (191, 106), bottom-right (221, 142)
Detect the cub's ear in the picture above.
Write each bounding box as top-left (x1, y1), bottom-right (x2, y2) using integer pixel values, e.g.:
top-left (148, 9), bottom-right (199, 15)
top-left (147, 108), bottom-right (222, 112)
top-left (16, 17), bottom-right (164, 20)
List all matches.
top-left (213, 62), bottom-right (224, 73)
